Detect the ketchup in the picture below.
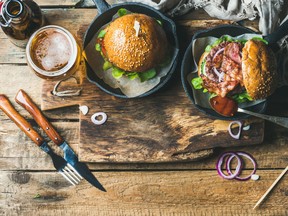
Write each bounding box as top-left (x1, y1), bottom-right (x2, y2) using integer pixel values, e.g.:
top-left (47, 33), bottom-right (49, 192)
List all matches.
top-left (210, 96), bottom-right (238, 117)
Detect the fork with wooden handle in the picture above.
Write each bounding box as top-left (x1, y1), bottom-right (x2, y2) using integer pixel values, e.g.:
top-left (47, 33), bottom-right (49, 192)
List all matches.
top-left (0, 94), bottom-right (82, 185)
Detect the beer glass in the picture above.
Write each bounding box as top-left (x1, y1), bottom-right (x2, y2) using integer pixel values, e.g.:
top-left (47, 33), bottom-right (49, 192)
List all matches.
top-left (26, 25), bottom-right (81, 80)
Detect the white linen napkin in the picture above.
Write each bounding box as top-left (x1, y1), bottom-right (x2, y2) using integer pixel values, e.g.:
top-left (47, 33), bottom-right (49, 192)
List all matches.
top-left (118, 0), bottom-right (288, 35)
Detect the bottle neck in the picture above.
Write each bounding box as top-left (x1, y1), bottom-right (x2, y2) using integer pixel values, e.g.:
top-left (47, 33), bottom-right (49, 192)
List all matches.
top-left (4, 0), bottom-right (29, 24)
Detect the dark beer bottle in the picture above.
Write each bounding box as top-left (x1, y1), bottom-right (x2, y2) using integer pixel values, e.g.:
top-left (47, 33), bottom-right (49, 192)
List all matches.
top-left (0, 0), bottom-right (45, 48)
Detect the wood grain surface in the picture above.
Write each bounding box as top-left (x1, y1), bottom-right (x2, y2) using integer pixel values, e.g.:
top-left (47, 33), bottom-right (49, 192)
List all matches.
top-left (0, 2), bottom-right (287, 215)
top-left (0, 170), bottom-right (287, 216)
top-left (77, 78), bottom-right (265, 162)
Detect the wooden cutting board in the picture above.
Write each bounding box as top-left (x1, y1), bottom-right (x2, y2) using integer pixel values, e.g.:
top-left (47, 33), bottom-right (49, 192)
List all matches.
top-left (41, 67), bottom-right (265, 163)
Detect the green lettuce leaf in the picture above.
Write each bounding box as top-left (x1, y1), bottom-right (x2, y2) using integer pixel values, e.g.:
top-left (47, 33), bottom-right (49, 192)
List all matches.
top-left (95, 43), bottom-right (101, 51)
top-left (118, 8), bottom-right (127, 17)
top-left (109, 66), bottom-right (156, 82)
top-left (112, 67), bottom-right (125, 79)
top-left (126, 72), bottom-right (139, 80)
top-left (232, 91), bottom-right (253, 103)
top-left (205, 35), bottom-right (248, 52)
top-left (251, 37), bottom-right (269, 45)
top-left (97, 30), bottom-right (106, 38)
top-left (103, 61), bottom-right (112, 71)
top-left (191, 77), bottom-right (203, 90)
top-left (205, 45), bottom-right (213, 52)
top-left (138, 68), bottom-right (157, 82)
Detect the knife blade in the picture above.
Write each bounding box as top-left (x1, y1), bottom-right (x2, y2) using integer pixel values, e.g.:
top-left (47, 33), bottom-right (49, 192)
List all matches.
top-left (15, 89), bottom-right (106, 192)
top-left (0, 94), bottom-right (77, 185)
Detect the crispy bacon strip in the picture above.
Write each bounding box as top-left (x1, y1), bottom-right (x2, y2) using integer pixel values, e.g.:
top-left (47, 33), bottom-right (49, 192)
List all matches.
top-left (202, 42), bottom-right (243, 97)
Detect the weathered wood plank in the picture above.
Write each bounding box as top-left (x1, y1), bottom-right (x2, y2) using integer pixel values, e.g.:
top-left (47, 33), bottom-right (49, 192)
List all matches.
top-left (0, 65), bottom-right (79, 120)
top-left (0, 170), bottom-right (287, 215)
top-left (0, 65), bottom-right (42, 118)
top-left (0, 120), bottom-right (287, 170)
top-left (77, 78), bottom-right (264, 163)
top-left (0, 121), bottom-right (80, 171)
top-left (34, 0), bottom-right (81, 7)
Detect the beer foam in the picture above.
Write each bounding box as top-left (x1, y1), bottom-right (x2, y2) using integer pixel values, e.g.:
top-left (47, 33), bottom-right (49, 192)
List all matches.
top-left (34, 31), bottom-right (72, 71)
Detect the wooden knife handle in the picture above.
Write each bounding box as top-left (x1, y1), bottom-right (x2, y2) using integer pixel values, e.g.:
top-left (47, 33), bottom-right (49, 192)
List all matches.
top-left (15, 90), bottom-right (64, 146)
top-left (0, 94), bottom-right (44, 146)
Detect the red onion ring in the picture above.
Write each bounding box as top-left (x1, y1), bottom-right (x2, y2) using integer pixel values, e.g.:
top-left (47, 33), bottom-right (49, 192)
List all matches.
top-left (228, 121), bottom-right (243, 139)
top-left (212, 47), bottom-right (224, 62)
top-left (216, 152), bottom-right (242, 179)
top-left (212, 67), bottom-right (224, 82)
top-left (226, 151), bottom-right (257, 181)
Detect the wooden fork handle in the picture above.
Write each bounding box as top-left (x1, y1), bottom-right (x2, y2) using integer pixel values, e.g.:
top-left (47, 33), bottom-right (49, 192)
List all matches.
top-left (0, 94), bottom-right (44, 146)
top-left (15, 89), bottom-right (64, 146)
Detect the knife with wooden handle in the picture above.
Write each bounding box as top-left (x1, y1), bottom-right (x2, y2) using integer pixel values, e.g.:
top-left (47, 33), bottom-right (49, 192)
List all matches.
top-left (0, 94), bottom-right (75, 185)
top-left (0, 94), bottom-right (44, 146)
top-left (15, 90), bottom-right (64, 145)
top-left (15, 89), bottom-right (106, 191)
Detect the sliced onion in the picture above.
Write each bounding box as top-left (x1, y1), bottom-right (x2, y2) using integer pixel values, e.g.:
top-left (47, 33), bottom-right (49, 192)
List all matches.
top-left (91, 112), bottom-right (107, 125)
top-left (211, 47), bottom-right (224, 82)
top-left (212, 47), bottom-right (225, 62)
top-left (216, 152), bottom-right (242, 179)
top-left (228, 121), bottom-right (243, 139)
top-left (212, 67), bottom-right (224, 82)
top-left (226, 151), bottom-right (257, 181)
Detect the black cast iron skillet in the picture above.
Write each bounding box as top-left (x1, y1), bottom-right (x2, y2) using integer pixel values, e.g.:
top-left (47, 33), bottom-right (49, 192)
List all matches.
top-left (83, 0), bottom-right (179, 98)
top-left (181, 20), bottom-right (288, 120)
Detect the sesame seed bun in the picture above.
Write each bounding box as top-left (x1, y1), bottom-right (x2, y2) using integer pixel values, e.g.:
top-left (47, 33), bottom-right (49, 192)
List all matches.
top-left (242, 40), bottom-right (278, 100)
top-left (103, 13), bottom-right (168, 72)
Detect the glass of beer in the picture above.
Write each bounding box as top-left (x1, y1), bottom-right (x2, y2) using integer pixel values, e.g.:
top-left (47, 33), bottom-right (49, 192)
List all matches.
top-left (26, 25), bottom-right (81, 80)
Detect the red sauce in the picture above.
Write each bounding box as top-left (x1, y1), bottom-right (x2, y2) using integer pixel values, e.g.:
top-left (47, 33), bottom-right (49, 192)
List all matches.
top-left (210, 96), bottom-right (238, 117)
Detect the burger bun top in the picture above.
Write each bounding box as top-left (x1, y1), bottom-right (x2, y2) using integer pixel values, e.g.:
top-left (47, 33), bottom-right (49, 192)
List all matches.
top-left (103, 13), bottom-right (168, 73)
top-left (242, 39), bottom-right (278, 100)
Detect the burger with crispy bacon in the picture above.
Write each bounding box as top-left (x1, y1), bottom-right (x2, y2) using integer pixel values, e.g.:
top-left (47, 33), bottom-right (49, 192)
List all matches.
top-left (192, 36), bottom-right (278, 103)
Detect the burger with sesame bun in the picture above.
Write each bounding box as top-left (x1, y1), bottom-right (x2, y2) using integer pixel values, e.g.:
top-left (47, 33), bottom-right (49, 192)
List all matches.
top-left (96, 9), bottom-right (168, 82)
top-left (192, 36), bottom-right (278, 103)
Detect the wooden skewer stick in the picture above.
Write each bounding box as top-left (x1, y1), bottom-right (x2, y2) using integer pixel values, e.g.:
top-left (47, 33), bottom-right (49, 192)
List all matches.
top-left (253, 165), bottom-right (288, 210)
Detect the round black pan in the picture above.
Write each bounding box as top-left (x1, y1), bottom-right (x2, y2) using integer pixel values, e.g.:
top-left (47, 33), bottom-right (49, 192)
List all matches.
top-left (83, 0), bottom-right (179, 98)
top-left (181, 20), bottom-right (288, 120)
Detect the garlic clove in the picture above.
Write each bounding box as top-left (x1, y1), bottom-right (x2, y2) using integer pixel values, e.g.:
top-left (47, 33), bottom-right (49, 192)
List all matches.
top-left (251, 174), bottom-right (260, 181)
top-left (79, 105), bottom-right (89, 115)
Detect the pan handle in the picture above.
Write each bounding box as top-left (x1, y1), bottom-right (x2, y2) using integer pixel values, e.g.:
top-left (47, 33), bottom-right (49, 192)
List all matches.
top-left (92, 0), bottom-right (110, 14)
top-left (264, 19), bottom-right (288, 44)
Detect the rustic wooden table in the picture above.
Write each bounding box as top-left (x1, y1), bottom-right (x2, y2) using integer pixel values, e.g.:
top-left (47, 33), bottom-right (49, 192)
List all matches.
top-left (0, 1), bottom-right (287, 215)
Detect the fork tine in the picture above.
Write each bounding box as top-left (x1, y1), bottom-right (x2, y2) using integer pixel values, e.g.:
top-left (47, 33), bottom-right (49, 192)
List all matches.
top-left (65, 166), bottom-right (82, 182)
top-left (59, 171), bottom-right (76, 186)
top-left (67, 163), bottom-right (83, 179)
top-left (62, 168), bottom-right (80, 184)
